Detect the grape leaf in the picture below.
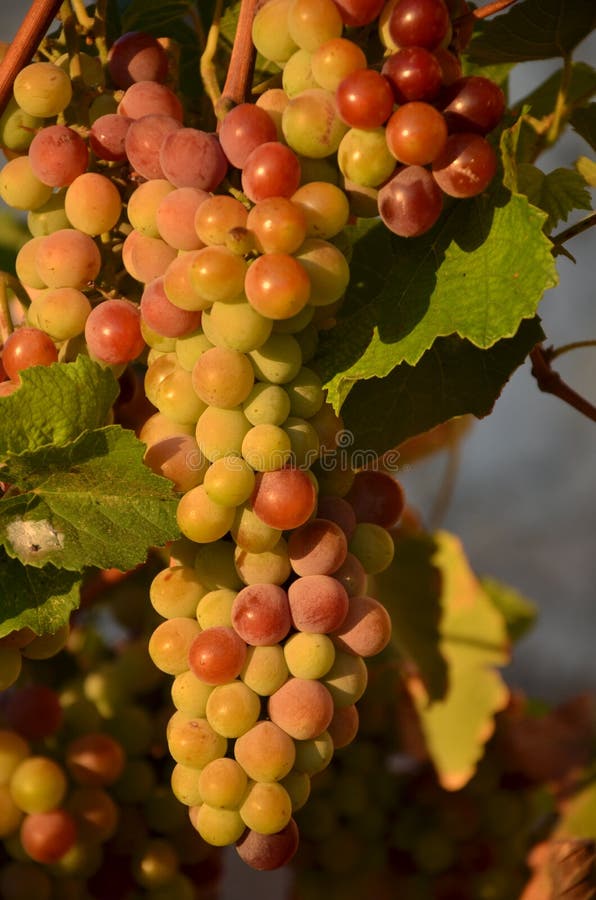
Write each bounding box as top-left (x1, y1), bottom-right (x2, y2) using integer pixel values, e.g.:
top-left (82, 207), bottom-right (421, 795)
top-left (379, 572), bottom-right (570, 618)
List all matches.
top-left (407, 532), bottom-right (510, 790)
top-left (0, 426), bottom-right (180, 571)
top-left (316, 182), bottom-right (556, 411)
top-left (553, 775), bottom-right (596, 839)
top-left (571, 103), bottom-right (596, 150)
top-left (481, 576), bottom-right (537, 643)
top-left (467, 0), bottom-right (596, 64)
top-left (0, 549), bottom-right (81, 638)
top-left (0, 356), bottom-right (119, 457)
top-left (515, 164), bottom-right (593, 232)
top-left (577, 155), bottom-right (596, 186)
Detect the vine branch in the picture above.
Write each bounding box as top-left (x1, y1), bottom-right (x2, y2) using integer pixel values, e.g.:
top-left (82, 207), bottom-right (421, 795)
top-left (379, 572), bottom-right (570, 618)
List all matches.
top-left (530, 345), bottom-right (596, 424)
top-left (0, 0), bottom-right (64, 116)
top-left (549, 340), bottom-right (596, 361)
top-left (455, 0), bottom-right (518, 24)
top-left (216, 0), bottom-right (258, 119)
top-left (551, 212), bottom-right (596, 256)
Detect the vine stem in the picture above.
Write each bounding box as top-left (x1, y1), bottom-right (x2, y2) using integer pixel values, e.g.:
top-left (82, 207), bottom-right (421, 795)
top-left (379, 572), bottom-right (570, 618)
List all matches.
top-left (530, 345), bottom-right (596, 424)
top-left (216, 0), bottom-right (258, 118)
top-left (549, 340), bottom-right (596, 361)
top-left (551, 212), bottom-right (596, 255)
top-left (0, 276), bottom-right (14, 346)
top-left (454, 0), bottom-right (518, 24)
top-left (0, 0), bottom-right (64, 116)
top-left (200, 0), bottom-right (224, 115)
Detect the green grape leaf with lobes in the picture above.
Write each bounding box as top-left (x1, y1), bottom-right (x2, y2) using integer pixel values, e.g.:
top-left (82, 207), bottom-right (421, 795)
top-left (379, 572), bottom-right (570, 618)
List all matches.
top-left (0, 548), bottom-right (81, 638)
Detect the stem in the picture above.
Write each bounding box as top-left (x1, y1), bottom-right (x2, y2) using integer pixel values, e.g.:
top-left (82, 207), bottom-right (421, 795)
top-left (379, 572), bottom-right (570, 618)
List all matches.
top-left (549, 340), bottom-right (596, 361)
top-left (216, 0), bottom-right (258, 118)
top-left (0, 0), bottom-right (64, 115)
top-left (551, 212), bottom-right (596, 254)
top-left (200, 0), bottom-right (224, 115)
top-left (93, 0), bottom-right (109, 65)
top-left (547, 53), bottom-right (573, 146)
top-left (71, 0), bottom-right (94, 30)
top-left (0, 276), bottom-right (14, 345)
top-left (454, 0), bottom-right (518, 24)
top-left (530, 344), bottom-right (596, 424)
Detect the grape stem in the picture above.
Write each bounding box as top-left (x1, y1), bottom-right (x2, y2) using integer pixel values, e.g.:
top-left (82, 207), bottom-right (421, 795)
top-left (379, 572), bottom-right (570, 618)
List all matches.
top-left (548, 340), bottom-right (596, 361)
top-left (0, 0), bottom-right (64, 115)
top-left (454, 0), bottom-right (518, 24)
top-left (0, 275), bottom-right (14, 345)
top-left (216, 0), bottom-right (258, 119)
top-left (530, 344), bottom-right (596, 424)
top-left (200, 0), bottom-right (224, 114)
top-left (551, 212), bottom-right (596, 257)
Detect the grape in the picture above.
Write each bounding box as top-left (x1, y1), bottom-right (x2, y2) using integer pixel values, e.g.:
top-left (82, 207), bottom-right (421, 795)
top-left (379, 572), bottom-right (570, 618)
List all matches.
top-left (231, 502), bottom-right (283, 553)
top-left (431, 132), bottom-right (498, 197)
top-left (108, 31), bottom-right (169, 88)
top-left (231, 583), bottom-right (291, 645)
top-left (0, 861), bottom-right (53, 900)
top-left (16, 237), bottom-right (48, 288)
top-left (89, 112), bottom-right (132, 161)
top-left (433, 45), bottom-right (463, 85)
top-left (188, 626), bottom-right (248, 685)
top-left (64, 171), bottom-right (122, 235)
top-left (334, 0), bottom-right (385, 25)
top-left (256, 88), bottom-right (290, 139)
top-left (0, 783), bottom-right (23, 838)
top-left (249, 333), bottom-right (303, 384)
top-left (24, 188), bottom-right (69, 238)
top-left (272, 304), bottom-right (315, 335)
top-left (132, 836), bottom-right (179, 889)
top-left (118, 80), bottom-right (184, 120)
top-left (207, 299), bottom-right (273, 353)
top-left (240, 781), bottom-right (293, 834)
top-left (241, 644), bottom-right (289, 696)
top-left (292, 180), bottom-right (350, 239)
top-left (336, 69), bottom-right (394, 129)
top-left (441, 75), bottom-right (505, 135)
top-left (235, 537), bottom-right (292, 586)
top-left (288, 574), bottom-right (349, 632)
top-left (333, 552), bottom-right (367, 597)
top-left (199, 757), bottom-right (248, 809)
top-left (349, 522), bottom-right (395, 573)
top-left (377, 164), bottom-right (443, 237)
top-left (170, 763), bottom-right (204, 806)
top-left (67, 785), bottom-right (118, 844)
top-left (241, 142), bottom-right (302, 203)
top-left (245, 252), bottom-right (311, 320)
top-left (284, 631), bottom-right (336, 679)
top-left (288, 518), bottom-right (348, 576)
top-left (268, 677), bottom-right (334, 740)
top-left (176, 484), bottom-right (236, 542)
top-left (161, 253), bottom-right (210, 313)
top-left (85, 298), bottom-right (145, 365)
top-left (20, 624), bottom-right (68, 659)
top-left (316, 495), bottom-right (357, 538)
top-left (283, 416), bottom-right (320, 467)
top-left (247, 197), bottom-right (307, 255)
top-left (388, 0), bottom-right (451, 49)
top-left (144, 434), bottom-right (208, 491)
top-left (10, 756), bottom-right (67, 814)
top-left (287, 0), bottom-right (343, 51)
top-left (175, 329), bottom-right (213, 369)
top-left (342, 176), bottom-right (380, 218)
top-left (219, 103), bottom-right (278, 168)
top-left (382, 47), bottom-right (443, 104)
top-left (191, 804), bottom-right (245, 846)
top-left (322, 649), bottom-right (368, 706)
top-left (205, 681), bottom-right (261, 738)
top-left (0, 731), bottom-right (30, 785)
top-left (156, 187), bottom-right (208, 250)
top-left (241, 423), bottom-right (291, 471)
top-left (385, 101), bottom-right (448, 166)
top-left (333, 594), bottom-right (392, 657)
top-left (0, 97), bottom-right (43, 153)
top-left (281, 769), bottom-right (311, 811)
top-left (148, 616), bottom-right (202, 675)
top-left (141, 277), bottom-right (202, 338)
top-left (171, 671), bottom-right (214, 716)
top-left (195, 540), bottom-right (243, 590)
top-left (124, 113), bottom-right (182, 180)
top-left (167, 711), bottom-right (227, 768)
top-left (202, 456), bottom-right (255, 508)
top-left (327, 703), bottom-right (359, 748)
top-left (20, 809), bottom-right (78, 863)
top-left (252, 0), bottom-right (298, 64)
top-left (139, 412), bottom-right (194, 446)
top-left (191, 346), bottom-right (254, 409)
top-left (188, 245), bottom-right (247, 304)
top-left (338, 126), bottom-right (396, 187)
top-left (13, 62), bottom-right (72, 117)
top-left (346, 470), bottom-right (405, 527)
top-left (195, 406), bottom-right (251, 461)
top-left (35, 227), bottom-right (102, 288)
top-left (282, 89), bottom-right (348, 159)
top-left (0, 156), bottom-right (53, 210)
top-left (310, 403), bottom-right (346, 452)
top-left (127, 179), bottom-right (174, 237)
top-left (251, 467), bottom-right (317, 529)
top-left (194, 194), bottom-right (248, 246)
top-left (28, 125), bottom-right (89, 188)
top-left (150, 565), bottom-right (207, 619)
top-left (293, 730), bottom-right (334, 774)
top-left (196, 587), bottom-right (237, 629)
top-left (144, 352), bottom-right (178, 405)
top-left (242, 383), bottom-right (291, 427)
top-left (235, 818), bottom-right (299, 870)
top-left (296, 237), bottom-right (350, 306)
top-left (160, 128), bottom-right (228, 191)
top-left (65, 733), bottom-right (125, 787)
top-left (1, 327), bottom-right (57, 381)
top-left (4, 685), bottom-right (63, 740)
top-left (234, 721), bottom-right (295, 782)
top-left (311, 37), bottom-right (367, 92)
top-left (122, 229), bottom-right (177, 283)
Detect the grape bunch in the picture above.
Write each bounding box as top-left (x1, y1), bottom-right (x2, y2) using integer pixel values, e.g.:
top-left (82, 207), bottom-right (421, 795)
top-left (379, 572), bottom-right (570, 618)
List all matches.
top-left (0, 625), bottom-right (70, 693)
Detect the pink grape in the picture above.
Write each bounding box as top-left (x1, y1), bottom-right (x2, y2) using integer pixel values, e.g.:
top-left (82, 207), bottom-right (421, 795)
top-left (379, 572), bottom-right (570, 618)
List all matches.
top-left (20, 810), bottom-right (77, 863)
top-left (241, 142), bottom-right (301, 203)
top-left (28, 125), bottom-right (89, 187)
top-left (124, 114), bottom-right (181, 180)
top-left (85, 298), bottom-right (145, 364)
top-left (156, 187), bottom-right (209, 250)
top-left (268, 677), bottom-right (334, 740)
top-left (288, 574), bottom-right (349, 632)
top-left (159, 128), bottom-right (228, 191)
top-left (108, 31), bottom-right (169, 88)
top-left (1, 327), bottom-right (57, 381)
top-left (287, 518), bottom-right (348, 576)
top-left (89, 113), bottom-right (132, 161)
top-left (332, 594), bottom-right (392, 657)
top-left (35, 228), bottom-right (102, 289)
top-left (118, 80), bottom-right (183, 120)
top-left (219, 102), bottom-right (278, 168)
top-left (252, 468), bottom-right (317, 530)
top-left (231, 584), bottom-right (291, 645)
top-left (235, 818), bottom-right (299, 870)
top-left (188, 626), bottom-right (248, 685)
top-left (122, 229), bottom-right (177, 283)
top-left (377, 165), bottom-right (443, 237)
top-left (140, 277), bottom-right (202, 338)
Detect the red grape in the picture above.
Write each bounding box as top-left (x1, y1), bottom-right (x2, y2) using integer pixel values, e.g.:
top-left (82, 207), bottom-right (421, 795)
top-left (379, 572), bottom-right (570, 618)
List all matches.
top-left (108, 31), bottom-right (169, 89)
top-left (118, 80), bottom-right (183, 120)
top-left (219, 103), bottom-right (278, 168)
top-left (28, 125), bottom-right (89, 188)
top-left (20, 809), bottom-right (77, 863)
top-left (188, 626), bottom-right (248, 685)
top-left (140, 277), bottom-right (202, 338)
top-left (377, 165), bottom-right (443, 237)
top-left (441, 76), bottom-right (506, 135)
top-left (385, 101), bottom-right (448, 166)
top-left (241, 142), bottom-right (302, 203)
top-left (345, 470), bottom-right (405, 527)
top-left (336, 69), bottom-right (394, 128)
top-left (124, 114), bottom-right (181, 180)
top-left (89, 113), bottom-right (132, 161)
top-left (1, 327), bottom-right (57, 381)
top-left (389, 0), bottom-right (451, 49)
top-left (382, 47), bottom-right (443, 103)
top-left (432, 132), bottom-right (498, 197)
top-left (288, 574), bottom-right (349, 632)
top-left (85, 298), bottom-right (145, 365)
top-left (231, 584), bottom-right (292, 645)
top-left (251, 468), bottom-right (317, 530)
top-left (159, 128), bottom-right (228, 191)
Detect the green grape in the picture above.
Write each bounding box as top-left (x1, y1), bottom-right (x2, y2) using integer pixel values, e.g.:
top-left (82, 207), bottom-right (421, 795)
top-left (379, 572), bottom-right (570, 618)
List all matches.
top-left (0, 731), bottom-right (30, 785)
top-left (133, 837), bottom-right (180, 889)
top-left (112, 758), bottom-right (156, 804)
top-left (65, 172), bottom-right (122, 235)
top-left (0, 647), bottom-right (22, 690)
top-left (282, 48), bottom-right (319, 97)
top-left (176, 484), bottom-right (236, 543)
top-left (205, 298), bottom-right (273, 352)
top-left (252, 0), bottom-right (298, 64)
top-left (163, 251), bottom-right (215, 312)
top-left (348, 522), bottom-right (395, 574)
top-left (280, 769), bottom-right (311, 812)
top-left (196, 588), bottom-right (237, 629)
top-left (295, 237), bottom-right (350, 306)
top-left (190, 803), bottom-right (246, 846)
top-left (15, 236), bottom-right (47, 288)
top-left (231, 502), bottom-right (283, 553)
top-left (142, 322), bottom-right (177, 353)
top-left (292, 180), bottom-right (350, 239)
top-left (322, 649), bottom-right (368, 707)
top-left (287, 0), bottom-right (343, 51)
top-left (144, 353), bottom-right (178, 406)
top-left (293, 730), bottom-right (334, 775)
top-left (272, 303), bottom-right (315, 334)
top-left (156, 366), bottom-right (209, 424)
top-left (298, 154), bottom-right (341, 186)
top-left (205, 681), bottom-right (261, 738)
top-left (311, 37), bottom-right (367, 92)
top-left (240, 645), bottom-right (289, 696)
top-left (249, 333), bottom-right (303, 384)
top-left (171, 670), bottom-right (214, 716)
top-left (127, 179), bottom-right (175, 237)
top-left (195, 540), bottom-right (243, 590)
top-left (148, 616), bottom-right (202, 675)
top-left (295, 321), bottom-right (319, 363)
top-left (283, 416), bottom-right (321, 467)
top-left (29, 287), bottom-right (91, 341)
top-left (0, 784), bottom-right (23, 838)
top-left (9, 756), bottom-right (67, 814)
top-left (167, 711), bottom-right (227, 768)
top-left (234, 721), bottom-right (295, 782)
top-left (234, 537), bottom-right (292, 586)
top-left (240, 781), bottom-right (293, 835)
top-left (242, 382), bottom-right (291, 426)
top-left (284, 632), bottom-right (336, 679)
top-left (27, 188), bottom-right (70, 237)
top-left (241, 423), bottom-right (292, 471)
top-left (13, 61), bottom-right (72, 117)
top-left (0, 156), bottom-right (53, 210)
top-left (150, 565), bottom-right (207, 619)
top-left (198, 757), bottom-right (248, 809)
top-left (282, 89), bottom-right (348, 159)
top-left (284, 367), bottom-right (324, 417)
top-left (195, 406), bottom-right (251, 461)
top-left (191, 346), bottom-right (255, 409)
top-left (175, 329), bottom-right (213, 370)
top-left (171, 763), bottom-right (204, 807)
top-left (203, 456), bottom-right (256, 507)
top-left (256, 88), bottom-right (290, 140)
top-left (0, 97), bottom-right (43, 152)
top-left (20, 623), bottom-right (69, 660)
top-left (338, 127), bottom-right (396, 187)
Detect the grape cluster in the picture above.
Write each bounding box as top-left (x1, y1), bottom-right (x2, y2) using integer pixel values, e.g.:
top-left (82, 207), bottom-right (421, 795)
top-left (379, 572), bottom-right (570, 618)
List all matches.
top-left (252, 0), bottom-right (504, 236)
top-left (0, 625), bottom-right (70, 693)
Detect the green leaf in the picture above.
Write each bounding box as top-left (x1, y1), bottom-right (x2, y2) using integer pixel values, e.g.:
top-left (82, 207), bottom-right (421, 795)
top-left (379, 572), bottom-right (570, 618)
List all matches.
top-left (0, 356), bottom-right (119, 458)
top-left (577, 155), bottom-right (596, 185)
top-left (337, 318), bottom-right (544, 455)
top-left (554, 774), bottom-right (596, 839)
top-left (0, 549), bottom-right (81, 637)
top-left (514, 62), bottom-right (596, 120)
top-left (480, 576), bottom-right (537, 643)
top-left (515, 164), bottom-right (593, 232)
top-left (407, 531), bottom-right (510, 790)
top-left (0, 426), bottom-right (180, 571)
top-left (467, 0), bottom-right (596, 65)
top-left (316, 183), bottom-right (555, 412)
top-left (571, 102), bottom-right (596, 150)
top-left (371, 532), bottom-right (448, 702)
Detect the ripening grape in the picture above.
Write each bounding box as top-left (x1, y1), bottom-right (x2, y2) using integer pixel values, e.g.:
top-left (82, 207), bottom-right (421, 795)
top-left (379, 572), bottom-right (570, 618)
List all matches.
top-left (332, 595), bottom-right (393, 657)
top-left (268, 677), bottom-right (334, 740)
top-left (144, 435), bottom-right (208, 491)
top-left (282, 89), bottom-right (348, 159)
top-left (287, 0), bottom-right (344, 52)
top-left (241, 422), bottom-right (293, 471)
top-left (338, 126), bottom-right (397, 187)
top-left (203, 456), bottom-right (255, 508)
top-left (2, 327), bottom-right (57, 381)
top-left (231, 502), bottom-right (283, 554)
top-left (199, 757), bottom-right (248, 810)
top-left (234, 720), bottom-right (296, 782)
top-left (171, 670), bottom-right (214, 716)
top-left (9, 756), bottom-right (67, 814)
top-left (292, 180), bottom-right (350, 239)
top-left (194, 194), bottom-right (248, 246)
top-left (382, 46), bottom-right (443, 104)
top-left (241, 141), bottom-right (302, 203)
top-left (284, 631), bottom-right (336, 679)
top-left (0, 155), bottom-right (53, 210)
top-left (195, 406), bottom-right (251, 461)
top-left (288, 574), bottom-right (349, 632)
top-left (295, 237), bottom-right (350, 306)
top-left (64, 171), bottom-right (122, 235)
top-left (349, 522), bottom-right (395, 573)
top-left (249, 333), bottom-right (303, 384)
top-left (288, 518), bottom-right (348, 576)
top-left (156, 186), bottom-right (208, 250)
top-left (13, 61), bottom-right (72, 117)
top-left (240, 644), bottom-right (289, 696)
top-left (20, 808), bottom-right (78, 864)
top-left (388, 0), bottom-right (451, 50)
top-left (28, 125), bottom-right (89, 188)
top-left (336, 68), bottom-right (395, 129)
top-left (188, 626), bottom-right (248, 685)
top-left (293, 730), bottom-right (334, 774)
top-left (235, 537), bottom-right (293, 586)
top-left (148, 616), bottom-right (202, 675)
top-left (160, 128), bottom-right (228, 191)
top-left (65, 733), bottom-right (126, 787)
top-left (256, 88), bottom-right (290, 139)
top-left (327, 703), bottom-right (359, 748)
top-left (124, 113), bottom-right (182, 180)
top-left (236, 819), bottom-right (299, 870)
top-left (247, 197), bottom-right (307, 255)
top-left (385, 101), bottom-right (448, 166)
top-left (310, 37), bottom-right (367, 91)
top-left (127, 179), bottom-right (174, 237)
top-left (122, 229), bottom-right (177, 283)
top-left (85, 298), bottom-right (145, 365)
top-left (240, 781), bottom-right (293, 834)
top-left (118, 80), bottom-right (184, 120)
top-left (231, 583), bottom-right (292, 645)
top-left (219, 102), bottom-right (278, 168)
top-left (283, 416), bottom-right (320, 467)
top-left (441, 76), bottom-right (505, 134)
top-left (251, 467), bottom-right (317, 530)
top-left (176, 484), bottom-right (236, 543)
top-left (167, 711), bottom-right (227, 768)
top-left (89, 112), bottom-right (132, 161)
top-left (333, 552), bottom-right (367, 597)
top-left (196, 587), bottom-right (237, 629)
top-left (191, 346), bottom-right (255, 409)
top-left (188, 245), bottom-right (247, 304)
top-left (191, 803), bottom-right (246, 846)
top-left (431, 132), bottom-right (498, 197)
top-left (345, 470), bottom-right (405, 527)
top-left (206, 299), bottom-right (273, 353)
top-left (205, 681), bottom-right (261, 738)
top-left (141, 277), bottom-right (202, 338)
top-left (150, 566), bottom-right (207, 619)
top-left (108, 31), bottom-right (169, 88)
top-left (35, 228), bottom-right (102, 289)
top-left (377, 164), bottom-right (443, 237)
top-left (0, 731), bottom-right (30, 785)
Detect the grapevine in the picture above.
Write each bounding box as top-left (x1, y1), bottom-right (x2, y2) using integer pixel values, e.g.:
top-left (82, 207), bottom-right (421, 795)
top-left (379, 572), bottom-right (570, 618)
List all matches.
top-left (0, 0), bottom-right (594, 896)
